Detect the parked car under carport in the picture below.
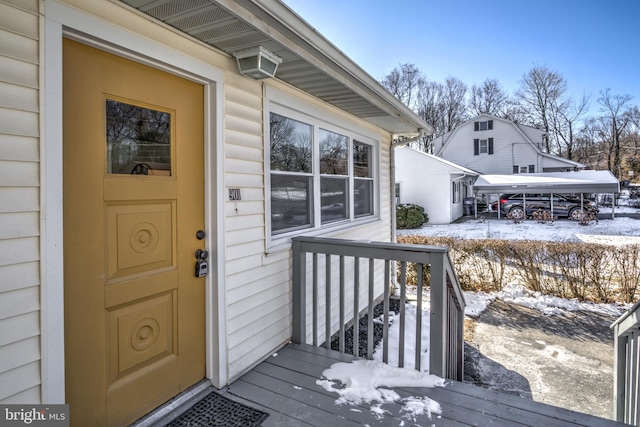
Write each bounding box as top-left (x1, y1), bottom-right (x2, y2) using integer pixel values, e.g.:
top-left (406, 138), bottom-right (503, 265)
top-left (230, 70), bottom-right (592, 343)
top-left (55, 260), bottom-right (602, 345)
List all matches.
top-left (492, 193), bottom-right (598, 219)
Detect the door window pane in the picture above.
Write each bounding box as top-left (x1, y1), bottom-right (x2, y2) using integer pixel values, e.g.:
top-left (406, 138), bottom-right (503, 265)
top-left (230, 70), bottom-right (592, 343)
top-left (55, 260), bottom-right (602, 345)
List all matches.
top-left (271, 174), bottom-right (313, 233)
top-left (106, 99), bottom-right (171, 175)
top-left (321, 177), bottom-right (348, 223)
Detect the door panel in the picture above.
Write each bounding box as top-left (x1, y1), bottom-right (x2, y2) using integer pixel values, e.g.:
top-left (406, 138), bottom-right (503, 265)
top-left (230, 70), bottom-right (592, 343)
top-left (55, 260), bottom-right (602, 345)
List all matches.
top-left (63, 39), bottom-right (206, 426)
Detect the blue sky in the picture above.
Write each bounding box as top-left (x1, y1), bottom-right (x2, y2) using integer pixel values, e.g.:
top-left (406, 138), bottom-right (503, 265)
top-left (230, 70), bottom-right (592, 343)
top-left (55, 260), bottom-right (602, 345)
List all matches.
top-left (283, 0), bottom-right (640, 115)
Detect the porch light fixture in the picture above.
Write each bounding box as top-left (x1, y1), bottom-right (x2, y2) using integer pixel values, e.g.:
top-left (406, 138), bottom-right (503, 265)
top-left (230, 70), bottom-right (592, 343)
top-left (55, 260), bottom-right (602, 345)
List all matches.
top-left (233, 46), bottom-right (282, 79)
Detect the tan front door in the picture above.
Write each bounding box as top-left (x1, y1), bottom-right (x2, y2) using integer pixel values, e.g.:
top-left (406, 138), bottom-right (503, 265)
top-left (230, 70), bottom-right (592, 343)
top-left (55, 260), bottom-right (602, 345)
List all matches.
top-left (63, 39), bottom-right (206, 426)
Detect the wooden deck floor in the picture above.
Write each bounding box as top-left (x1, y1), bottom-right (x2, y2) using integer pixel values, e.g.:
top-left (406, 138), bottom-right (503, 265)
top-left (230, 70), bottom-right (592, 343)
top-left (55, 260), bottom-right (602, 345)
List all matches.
top-left (221, 343), bottom-right (626, 427)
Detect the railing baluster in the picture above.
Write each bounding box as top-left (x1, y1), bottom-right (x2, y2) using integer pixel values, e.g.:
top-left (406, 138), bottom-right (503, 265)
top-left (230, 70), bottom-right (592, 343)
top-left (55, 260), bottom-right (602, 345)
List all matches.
top-left (353, 256), bottom-right (360, 357)
top-left (415, 263), bottom-right (423, 371)
top-left (383, 260), bottom-right (390, 364)
top-left (339, 256), bottom-right (345, 353)
top-left (312, 253), bottom-right (318, 347)
top-left (367, 258), bottom-right (374, 359)
top-left (399, 261), bottom-right (406, 368)
top-left (325, 254), bottom-right (331, 349)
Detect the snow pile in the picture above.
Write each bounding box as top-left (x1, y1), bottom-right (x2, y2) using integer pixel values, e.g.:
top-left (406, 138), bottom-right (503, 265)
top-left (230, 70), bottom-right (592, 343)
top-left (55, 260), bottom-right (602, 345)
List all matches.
top-left (317, 359), bottom-right (444, 421)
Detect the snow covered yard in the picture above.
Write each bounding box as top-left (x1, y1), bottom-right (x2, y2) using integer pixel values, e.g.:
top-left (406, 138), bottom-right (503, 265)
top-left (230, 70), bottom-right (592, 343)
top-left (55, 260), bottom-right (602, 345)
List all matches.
top-left (397, 210), bottom-right (640, 246)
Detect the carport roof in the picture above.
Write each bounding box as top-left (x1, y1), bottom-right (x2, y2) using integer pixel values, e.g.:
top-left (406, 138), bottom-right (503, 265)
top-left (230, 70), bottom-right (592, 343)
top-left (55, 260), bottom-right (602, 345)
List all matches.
top-left (473, 170), bottom-right (620, 194)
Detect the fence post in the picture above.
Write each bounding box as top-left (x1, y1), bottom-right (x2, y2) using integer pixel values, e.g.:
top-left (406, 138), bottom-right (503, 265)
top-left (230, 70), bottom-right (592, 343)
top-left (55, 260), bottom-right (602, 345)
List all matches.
top-left (292, 238), bottom-right (306, 344)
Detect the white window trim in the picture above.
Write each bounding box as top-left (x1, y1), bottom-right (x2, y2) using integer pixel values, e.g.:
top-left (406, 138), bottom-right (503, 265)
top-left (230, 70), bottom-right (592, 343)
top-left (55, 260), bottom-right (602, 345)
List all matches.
top-left (265, 86), bottom-right (380, 251)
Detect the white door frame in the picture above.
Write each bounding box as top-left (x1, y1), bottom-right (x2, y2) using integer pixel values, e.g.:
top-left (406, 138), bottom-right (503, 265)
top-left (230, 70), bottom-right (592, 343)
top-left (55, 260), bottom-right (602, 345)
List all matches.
top-left (41, 1), bottom-right (227, 403)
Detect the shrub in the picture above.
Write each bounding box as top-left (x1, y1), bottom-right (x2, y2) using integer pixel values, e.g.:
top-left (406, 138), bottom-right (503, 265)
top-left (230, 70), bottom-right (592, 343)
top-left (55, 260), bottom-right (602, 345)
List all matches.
top-left (396, 235), bottom-right (640, 303)
top-left (396, 203), bottom-right (428, 229)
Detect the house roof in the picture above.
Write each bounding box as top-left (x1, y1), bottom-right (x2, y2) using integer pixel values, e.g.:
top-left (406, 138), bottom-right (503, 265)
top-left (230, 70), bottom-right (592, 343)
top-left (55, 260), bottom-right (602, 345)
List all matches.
top-left (473, 170), bottom-right (620, 194)
top-left (400, 147), bottom-right (479, 176)
top-left (119, 0), bottom-right (431, 137)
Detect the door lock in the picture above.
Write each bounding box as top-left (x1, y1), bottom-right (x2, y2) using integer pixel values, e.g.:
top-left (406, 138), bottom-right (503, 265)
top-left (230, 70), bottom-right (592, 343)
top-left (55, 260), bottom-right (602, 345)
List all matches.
top-left (195, 249), bottom-right (209, 278)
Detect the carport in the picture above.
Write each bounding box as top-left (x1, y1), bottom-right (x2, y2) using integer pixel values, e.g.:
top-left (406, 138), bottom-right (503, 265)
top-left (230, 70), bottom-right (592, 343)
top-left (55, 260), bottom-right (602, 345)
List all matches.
top-left (473, 170), bottom-right (620, 219)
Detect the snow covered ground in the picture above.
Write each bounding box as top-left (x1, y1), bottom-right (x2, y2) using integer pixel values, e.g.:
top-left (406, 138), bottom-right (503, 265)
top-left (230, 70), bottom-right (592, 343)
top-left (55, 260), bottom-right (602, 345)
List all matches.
top-left (397, 208), bottom-right (640, 246)
top-left (317, 214), bottom-right (638, 423)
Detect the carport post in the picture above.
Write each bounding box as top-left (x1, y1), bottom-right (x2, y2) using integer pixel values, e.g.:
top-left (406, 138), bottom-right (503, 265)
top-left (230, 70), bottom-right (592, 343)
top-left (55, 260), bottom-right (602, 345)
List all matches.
top-left (612, 193), bottom-right (615, 219)
top-left (474, 197), bottom-right (477, 220)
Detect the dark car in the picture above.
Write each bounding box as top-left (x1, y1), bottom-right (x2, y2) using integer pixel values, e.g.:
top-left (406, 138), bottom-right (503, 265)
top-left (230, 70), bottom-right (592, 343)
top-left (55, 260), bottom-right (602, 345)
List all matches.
top-left (495, 193), bottom-right (598, 220)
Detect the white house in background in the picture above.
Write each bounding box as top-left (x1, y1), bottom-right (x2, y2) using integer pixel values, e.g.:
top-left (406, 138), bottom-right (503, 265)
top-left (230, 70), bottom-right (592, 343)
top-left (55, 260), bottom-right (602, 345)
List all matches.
top-left (396, 147), bottom-right (478, 224)
top-left (432, 114), bottom-right (584, 175)
top-left (0, 1), bottom-right (431, 425)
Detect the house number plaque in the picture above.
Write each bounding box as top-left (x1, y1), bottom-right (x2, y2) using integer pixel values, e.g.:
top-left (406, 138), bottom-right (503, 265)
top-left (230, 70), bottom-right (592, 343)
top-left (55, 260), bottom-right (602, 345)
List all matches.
top-left (228, 188), bottom-right (241, 201)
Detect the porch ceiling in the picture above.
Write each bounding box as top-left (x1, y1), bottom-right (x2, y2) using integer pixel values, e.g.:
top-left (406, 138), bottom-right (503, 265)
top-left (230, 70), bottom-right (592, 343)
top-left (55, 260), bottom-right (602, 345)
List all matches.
top-left (118, 0), bottom-right (431, 136)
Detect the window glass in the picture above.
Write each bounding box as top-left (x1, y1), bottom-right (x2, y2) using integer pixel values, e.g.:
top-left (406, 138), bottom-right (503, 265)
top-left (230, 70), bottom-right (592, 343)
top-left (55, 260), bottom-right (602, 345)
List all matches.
top-left (479, 121), bottom-right (488, 131)
top-left (353, 142), bottom-right (372, 178)
top-left (479, 139), bottom-right (488, 154)
top-left (319, 129), bottom-right (348, 175)
top-left (321, 177), bottom-right (348, 223)
top-left (106, 99), bottom-right (171, 175)
top-left (354, 179), bottom-right (373, 217)
top-left (271, 174), bottom-right (313, 233)
top-left (354, 141), bottom-right (373, 216)
top-left (270, 113), bottom-right (312, 173)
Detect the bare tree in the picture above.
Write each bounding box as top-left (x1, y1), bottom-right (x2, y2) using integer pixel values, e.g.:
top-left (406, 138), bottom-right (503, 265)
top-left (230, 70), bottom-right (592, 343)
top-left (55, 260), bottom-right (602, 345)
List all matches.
top-left (550, 93), bottom-right (590, 160)
top-left (414, 80), bottom-right (444, 152)
top-left (380, 63), bottom-right (425, 111)
top-left (598, 88), bottom-right (633, 178)
top-left (441, 77), bottom-right (468, 133)
top-left (515, 65), bottom-right (568, 152)
top-left (469, 78), bottom-right (509, 117)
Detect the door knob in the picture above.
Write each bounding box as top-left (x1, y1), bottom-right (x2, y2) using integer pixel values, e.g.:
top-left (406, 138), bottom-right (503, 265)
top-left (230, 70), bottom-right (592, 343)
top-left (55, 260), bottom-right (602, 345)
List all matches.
top-left (196, 230), bottom-right (206, 240)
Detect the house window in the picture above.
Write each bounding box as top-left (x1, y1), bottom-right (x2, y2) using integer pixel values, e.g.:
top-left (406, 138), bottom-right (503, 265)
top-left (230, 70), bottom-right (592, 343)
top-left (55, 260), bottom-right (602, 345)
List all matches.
top-left (269, 112), bottom-right (377, 236)
top-left (452, 181), bottom-right (460, 203)
top-left (473, 138), bottom-right (494, 155)
top-left (513, 165), bottom-right (536, 174)
top-left (474, 120), bottom-right (493, 131)
top-left (394, 182), bottom-right (401, 205)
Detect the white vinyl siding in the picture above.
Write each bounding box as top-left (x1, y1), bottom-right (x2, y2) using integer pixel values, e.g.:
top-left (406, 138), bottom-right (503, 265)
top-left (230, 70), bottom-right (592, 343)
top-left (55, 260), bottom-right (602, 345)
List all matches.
top-left (0, 0), bottom-right (41, 403)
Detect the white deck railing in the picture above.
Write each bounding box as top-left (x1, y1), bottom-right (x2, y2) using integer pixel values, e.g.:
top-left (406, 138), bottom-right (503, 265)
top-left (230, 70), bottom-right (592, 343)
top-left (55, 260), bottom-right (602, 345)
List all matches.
top-left (291, 236), bottom-right (466, 381)
top-left (612, 301), bottom-right (640, 425)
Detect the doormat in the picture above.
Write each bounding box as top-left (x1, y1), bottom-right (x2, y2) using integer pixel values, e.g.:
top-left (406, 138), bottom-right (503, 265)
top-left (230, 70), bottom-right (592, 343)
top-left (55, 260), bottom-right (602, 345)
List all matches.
top-left (166, 391), bottom-right (268, 427)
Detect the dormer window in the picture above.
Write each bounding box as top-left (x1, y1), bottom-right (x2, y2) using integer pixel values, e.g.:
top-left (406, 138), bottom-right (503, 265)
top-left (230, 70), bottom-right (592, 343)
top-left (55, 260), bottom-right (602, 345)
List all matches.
top-left (474, 120), bottom-right (493, 131)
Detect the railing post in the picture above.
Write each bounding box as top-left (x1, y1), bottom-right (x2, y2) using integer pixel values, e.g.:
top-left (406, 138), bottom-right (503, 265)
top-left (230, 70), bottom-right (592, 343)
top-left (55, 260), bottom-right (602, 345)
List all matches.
top-left (613, 325), bottom-right (625, 422)
top-left (429, 252), bottom-right (445, 378)
top-left (291, 238), bottom-right (306, 344)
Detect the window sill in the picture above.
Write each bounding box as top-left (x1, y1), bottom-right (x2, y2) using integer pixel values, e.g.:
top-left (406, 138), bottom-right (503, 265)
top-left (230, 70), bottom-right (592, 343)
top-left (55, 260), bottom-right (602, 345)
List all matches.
top-left (266, 215), bottom-right (380, 254)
